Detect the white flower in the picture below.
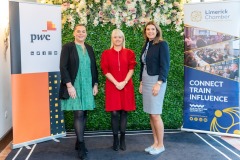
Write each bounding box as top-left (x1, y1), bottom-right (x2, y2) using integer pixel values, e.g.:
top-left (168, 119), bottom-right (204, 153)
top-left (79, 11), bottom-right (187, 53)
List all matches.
top-left (132, 14), bottom-right (136, 19)
top-left (151, 0), bottom-right (157, 5)
top-left (89, 4), bottom-right (93, 8)
top-left (111, 18), bottom-right (116, 24)
top-left (70, 4), bottom-right (75, 9)
top-left (173, 2), bottom-right (180, 7)
top-left (93, 18), bottom-right (99, 26)
top-left (126, 20), bottom-right (134, 27)
top-left (159, 0), bottom-right (164, 5)
top-left (166, 19), bottom-right (172, 24)
top-left (43, 0), bottom-right (184, 32)
top-left (168, 3), bottom-right (173, 9)
top-left (122, 12), bottom-right (128, 17)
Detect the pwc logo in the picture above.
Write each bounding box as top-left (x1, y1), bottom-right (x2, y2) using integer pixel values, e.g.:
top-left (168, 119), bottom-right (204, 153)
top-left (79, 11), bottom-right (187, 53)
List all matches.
top-left (30, 21), bottom-right (57, 43)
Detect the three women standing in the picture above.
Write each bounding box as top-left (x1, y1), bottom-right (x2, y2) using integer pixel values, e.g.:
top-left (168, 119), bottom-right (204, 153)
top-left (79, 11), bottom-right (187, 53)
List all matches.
top-left (59, 21), bottom-right (169, 159)
top-left (139, 21), bottom-right (170, 155)
top-left (59, 24), bottom-right (98, 160)
top-left (101, 29), bottom-right (137, 151)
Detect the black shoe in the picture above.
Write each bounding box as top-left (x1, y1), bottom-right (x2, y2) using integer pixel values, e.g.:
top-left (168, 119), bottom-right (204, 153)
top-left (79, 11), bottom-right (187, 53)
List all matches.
top-left (120, 132), bottom-right (126, 151)
top-left (75, 139), bottom-right (88, 154)
top-left (112, 134), bottom-right (119, 151)
top-left (78, 142), bottom-right (87, 160)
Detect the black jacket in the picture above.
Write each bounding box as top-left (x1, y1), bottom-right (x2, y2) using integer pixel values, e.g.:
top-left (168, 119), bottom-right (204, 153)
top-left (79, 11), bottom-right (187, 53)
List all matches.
top-left (140, 40), bottom-right (170, 82)
top-left (59, 42), bottom-right (98, 99)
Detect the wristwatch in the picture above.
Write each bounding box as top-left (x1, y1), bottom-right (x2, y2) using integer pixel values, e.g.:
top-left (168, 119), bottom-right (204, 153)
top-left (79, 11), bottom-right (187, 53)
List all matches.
top-left (157, 81), bottom-right (162, 85)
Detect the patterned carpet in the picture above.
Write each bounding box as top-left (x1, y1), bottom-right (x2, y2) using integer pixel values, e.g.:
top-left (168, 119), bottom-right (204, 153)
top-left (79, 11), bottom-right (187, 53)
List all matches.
top-left (6, 130), bottom-right (240, 160)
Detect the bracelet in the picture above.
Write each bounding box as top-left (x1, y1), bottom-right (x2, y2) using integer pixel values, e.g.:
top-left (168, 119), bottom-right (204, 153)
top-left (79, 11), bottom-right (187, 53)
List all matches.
top-left (157, 81), bottom-right (162, 85)
top-left (94, 83), bottom-right (98, 86)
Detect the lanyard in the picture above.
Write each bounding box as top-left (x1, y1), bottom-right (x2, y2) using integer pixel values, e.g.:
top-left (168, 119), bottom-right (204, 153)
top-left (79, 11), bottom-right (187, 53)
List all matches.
top-left (143, 42), bottom-right (149, 64)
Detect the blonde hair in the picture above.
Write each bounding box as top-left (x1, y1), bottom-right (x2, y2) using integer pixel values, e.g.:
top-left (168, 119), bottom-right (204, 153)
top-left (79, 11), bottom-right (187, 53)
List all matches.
top-left (143, 21), bottom-right (163, 44)
top-left (110, 29), bottom-right (125, 48)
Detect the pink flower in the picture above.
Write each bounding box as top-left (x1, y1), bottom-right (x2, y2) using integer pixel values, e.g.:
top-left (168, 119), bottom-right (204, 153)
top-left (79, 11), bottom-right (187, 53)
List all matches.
top-left (111, 10), bottom-right (116, 15)
top-left (125, 0), bottom-right (131, 5)
top-left (129, 8), bottom-right (136, 13)
top-left (133, 19), bottom-right (138, 23)
top-left (62, 2), bottom-right (70, 10)
top-left (99, 11), bottom-right (103, 17)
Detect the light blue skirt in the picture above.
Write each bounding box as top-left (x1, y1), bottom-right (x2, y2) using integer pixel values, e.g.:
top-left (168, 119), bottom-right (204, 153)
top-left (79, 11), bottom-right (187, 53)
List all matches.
top-left (142, 65), bottom-right (167, 114)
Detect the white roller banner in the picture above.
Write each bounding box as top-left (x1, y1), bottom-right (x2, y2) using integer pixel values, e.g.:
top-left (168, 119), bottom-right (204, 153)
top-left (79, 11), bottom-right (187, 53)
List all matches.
top-left (10, 1), bottom-right (66, 149)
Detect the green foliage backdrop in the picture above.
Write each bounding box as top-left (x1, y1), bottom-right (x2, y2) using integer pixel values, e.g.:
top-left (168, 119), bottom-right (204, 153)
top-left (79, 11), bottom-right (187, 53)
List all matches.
top-left (62, 24), bottom-right (184, 131)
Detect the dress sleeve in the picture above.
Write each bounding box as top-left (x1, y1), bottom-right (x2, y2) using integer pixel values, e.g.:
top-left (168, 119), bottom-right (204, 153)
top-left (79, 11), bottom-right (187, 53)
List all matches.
top-left (128, 49), bottom-right (137, 70)
top-left (100, 50), bottom-right (109, 75)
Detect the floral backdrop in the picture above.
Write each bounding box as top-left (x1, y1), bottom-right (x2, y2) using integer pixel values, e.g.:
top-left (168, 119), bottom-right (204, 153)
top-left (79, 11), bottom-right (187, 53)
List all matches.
top-left (38, 0), bottom-right (189, 32)
top-left (37, 0), bottom-right (186, 130)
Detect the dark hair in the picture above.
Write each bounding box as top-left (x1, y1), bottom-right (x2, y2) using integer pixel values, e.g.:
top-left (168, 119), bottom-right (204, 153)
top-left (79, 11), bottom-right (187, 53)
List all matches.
top-left (143, 21), bottom-right (163, 44)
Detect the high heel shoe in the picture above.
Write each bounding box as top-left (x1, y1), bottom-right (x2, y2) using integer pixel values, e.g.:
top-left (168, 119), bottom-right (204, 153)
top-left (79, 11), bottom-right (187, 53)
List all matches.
top-left (120, 132), bottom-right (126, 151)
top-left (75, 139), bottom-right (88, 154)
top-left (112, 134), bottom-right (119, 151)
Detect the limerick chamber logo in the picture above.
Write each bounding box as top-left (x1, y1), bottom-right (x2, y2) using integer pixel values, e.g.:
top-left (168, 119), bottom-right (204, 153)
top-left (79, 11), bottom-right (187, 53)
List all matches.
top-left (191, 11), bottom-right (202, 22)
top-left (42, 21), bottom-right (57, 32)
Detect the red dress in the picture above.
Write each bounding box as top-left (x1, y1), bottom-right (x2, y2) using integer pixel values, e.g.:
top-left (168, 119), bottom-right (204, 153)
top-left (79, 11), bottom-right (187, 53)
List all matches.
top-left (101, 48), bottom-right (137, 111)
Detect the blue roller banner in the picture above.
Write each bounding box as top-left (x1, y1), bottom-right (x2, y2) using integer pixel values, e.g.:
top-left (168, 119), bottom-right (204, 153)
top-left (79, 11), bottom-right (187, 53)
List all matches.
top-left (184, 66), bottom-right (239, 134)
top-left (182, 1), bottom-right (240, 136)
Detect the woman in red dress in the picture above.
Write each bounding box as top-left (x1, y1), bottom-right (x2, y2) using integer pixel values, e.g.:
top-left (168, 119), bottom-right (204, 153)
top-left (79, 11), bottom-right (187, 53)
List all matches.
top-left (101, 29), bottom-right (136, 151)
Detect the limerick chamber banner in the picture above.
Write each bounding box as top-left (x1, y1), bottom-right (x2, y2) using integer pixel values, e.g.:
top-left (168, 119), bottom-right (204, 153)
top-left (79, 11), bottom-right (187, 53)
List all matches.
top-left (182, 1), bottom-right (240, 137)
top-left (9, 1), bottom-right (66, 149)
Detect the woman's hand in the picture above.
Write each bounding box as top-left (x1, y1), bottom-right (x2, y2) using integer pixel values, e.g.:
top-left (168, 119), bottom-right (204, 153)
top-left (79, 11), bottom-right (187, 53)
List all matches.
top-left (67, 86), bottom-right (76, 99)
top-left (152, 83), bottom-right (161, 96)
top-left (139, 82), bottom-right (142, 94)
top-left (115, 81), bottom-right (126, 90)
top-left (93, 85), bottom-right (98, 96)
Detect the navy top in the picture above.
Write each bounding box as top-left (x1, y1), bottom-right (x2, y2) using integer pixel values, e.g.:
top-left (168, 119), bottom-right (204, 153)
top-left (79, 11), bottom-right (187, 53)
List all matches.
top-left (140, 40), bottom-right (170, 82)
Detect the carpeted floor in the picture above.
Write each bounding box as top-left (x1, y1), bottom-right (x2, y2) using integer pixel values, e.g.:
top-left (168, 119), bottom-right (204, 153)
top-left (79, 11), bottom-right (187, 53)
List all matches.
top-left (6, 130), bottom-right (240, 160)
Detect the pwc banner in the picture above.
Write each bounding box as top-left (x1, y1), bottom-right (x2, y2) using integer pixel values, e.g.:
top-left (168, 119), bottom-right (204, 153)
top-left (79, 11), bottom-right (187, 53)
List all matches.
top-left (182, 1), bottom-right (240, 137)
top-left (9, 1), bottom-right (66, 149)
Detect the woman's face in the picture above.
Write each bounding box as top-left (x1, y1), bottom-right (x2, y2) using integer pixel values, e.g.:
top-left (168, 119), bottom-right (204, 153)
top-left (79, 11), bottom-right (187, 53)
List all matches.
top-left (145, 24), bottom-right (157, 41)
top-left (112, 33), bottom-right (123, 47)
top-left (74, 26), bottom-right (87, 43)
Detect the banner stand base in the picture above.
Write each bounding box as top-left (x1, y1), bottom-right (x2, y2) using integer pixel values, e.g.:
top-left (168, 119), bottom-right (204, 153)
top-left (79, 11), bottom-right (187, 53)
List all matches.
top-left (181, 127), bottom-right (240, 138)
top-left (12, 132), bottom-right (66, 149)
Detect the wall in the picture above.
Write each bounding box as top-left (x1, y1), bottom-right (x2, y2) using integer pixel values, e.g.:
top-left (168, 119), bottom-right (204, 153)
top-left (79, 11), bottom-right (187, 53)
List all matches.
top-left (0, 0), bottom-right (12, 140)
